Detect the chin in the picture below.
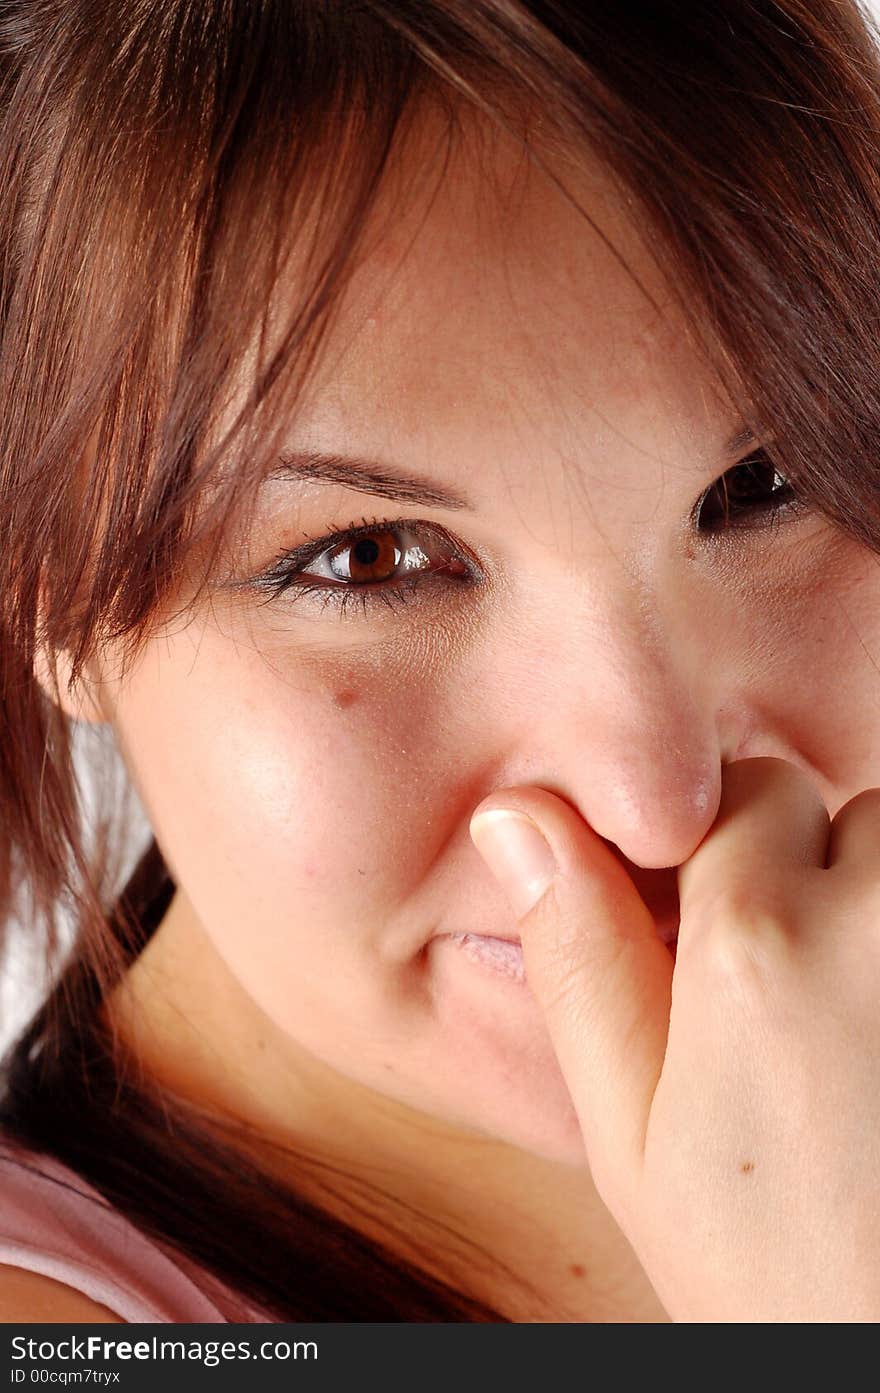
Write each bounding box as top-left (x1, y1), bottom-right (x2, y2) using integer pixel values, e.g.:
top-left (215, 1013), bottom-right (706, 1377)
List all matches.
top-left (393, 929), bottom-right (597, 1169)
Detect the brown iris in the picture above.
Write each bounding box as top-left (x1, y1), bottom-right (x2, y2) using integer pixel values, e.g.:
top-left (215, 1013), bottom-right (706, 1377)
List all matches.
top-left (333, 530), bottom-right (401, 583)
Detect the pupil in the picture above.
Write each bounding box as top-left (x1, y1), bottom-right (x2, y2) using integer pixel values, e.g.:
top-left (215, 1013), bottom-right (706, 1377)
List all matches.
top-left (354, 538), bottom-right (380, 565)
top-left (735, 460), bottom-right (770, 497)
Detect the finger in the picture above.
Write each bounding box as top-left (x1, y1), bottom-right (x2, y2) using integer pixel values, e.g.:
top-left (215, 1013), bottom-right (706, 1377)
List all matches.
top-left (825, 786), bottom-right (880, 873)
top-left (677, 757), bottom-right (830, 924)
top-left (469, 787), bottom-right (673, 1200)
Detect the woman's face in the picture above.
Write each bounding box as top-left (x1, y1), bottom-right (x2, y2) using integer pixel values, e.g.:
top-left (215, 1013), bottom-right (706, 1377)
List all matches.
top-left (85, 108), bottom-right (880, 1168)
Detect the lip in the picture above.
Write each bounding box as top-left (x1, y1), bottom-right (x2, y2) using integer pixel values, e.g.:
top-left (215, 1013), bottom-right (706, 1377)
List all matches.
top-left (443, 905), bottom-right (678, 988)
top-left (443, 848), bottom-right (681, 951)
top-left (447, 913), bottom-right (680, 949)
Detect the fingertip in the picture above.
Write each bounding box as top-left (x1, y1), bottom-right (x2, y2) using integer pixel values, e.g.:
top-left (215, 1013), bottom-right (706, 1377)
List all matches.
top-left (469, 807), bottom-right (558, 920)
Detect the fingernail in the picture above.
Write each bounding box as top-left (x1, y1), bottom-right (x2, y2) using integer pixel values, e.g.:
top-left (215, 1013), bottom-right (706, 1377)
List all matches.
top-left (469, 809), bottom-right (557, 920)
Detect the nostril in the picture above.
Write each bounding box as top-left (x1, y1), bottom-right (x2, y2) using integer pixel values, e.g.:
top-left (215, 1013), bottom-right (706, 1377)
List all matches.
top-left (601, 837), bottom-right (681, 926)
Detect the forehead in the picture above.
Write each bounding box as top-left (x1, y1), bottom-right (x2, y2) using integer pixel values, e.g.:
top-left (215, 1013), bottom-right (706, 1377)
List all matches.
top-left (288, 99), bottom-right (730, 473)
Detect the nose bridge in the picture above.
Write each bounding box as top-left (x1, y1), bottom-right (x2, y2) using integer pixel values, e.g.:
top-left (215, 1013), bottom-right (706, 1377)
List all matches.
top-left (538, 587), bottom-right (722, 869)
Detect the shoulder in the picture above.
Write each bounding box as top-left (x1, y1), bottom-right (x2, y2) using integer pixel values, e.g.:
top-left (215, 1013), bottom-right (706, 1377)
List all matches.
top-left (0, 1136), bottom-right (262, 1322)
top-left (0, 1262), bottom-right (126, 1322)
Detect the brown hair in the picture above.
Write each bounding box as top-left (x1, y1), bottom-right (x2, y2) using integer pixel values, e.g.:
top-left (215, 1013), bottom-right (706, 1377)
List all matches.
top-left (2, 0), bottom-right (880, 1321)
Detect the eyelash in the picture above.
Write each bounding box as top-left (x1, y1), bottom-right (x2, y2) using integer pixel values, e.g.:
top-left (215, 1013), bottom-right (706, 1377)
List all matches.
top-left (691, 449), bottom-right (806, 537)
top-left (250, 515), bottom-right (480, 619)
top-left (249, 451), bottom-right (807, 620)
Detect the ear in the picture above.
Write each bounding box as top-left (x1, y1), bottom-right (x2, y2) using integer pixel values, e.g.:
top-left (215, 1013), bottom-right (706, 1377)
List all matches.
top-left (33, 644), bottom-right (111, 725)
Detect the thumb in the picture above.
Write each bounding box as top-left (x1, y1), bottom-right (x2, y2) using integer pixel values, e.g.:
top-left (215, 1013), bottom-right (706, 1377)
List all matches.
top-left (469, 789), bottom-right (673, 1197)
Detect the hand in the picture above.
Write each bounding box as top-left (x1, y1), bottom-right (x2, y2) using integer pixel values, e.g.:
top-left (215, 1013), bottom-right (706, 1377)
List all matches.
top-left (469, 758), bottom-right (880, 1322)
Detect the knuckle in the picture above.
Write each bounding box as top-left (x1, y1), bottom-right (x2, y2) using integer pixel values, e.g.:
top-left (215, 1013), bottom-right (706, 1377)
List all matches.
top-left (682, 881), bottom-right (790, 990)
top-left (830, 787), bottom-right (880, 849)
top-left (834, 786), bottom-right (880, 819)
top-left (688, 875), bottom-right (786, 933)
top-left (723, 755), bottom-right (808, 800)
top-left (702, 924), bottom-right (776, 997)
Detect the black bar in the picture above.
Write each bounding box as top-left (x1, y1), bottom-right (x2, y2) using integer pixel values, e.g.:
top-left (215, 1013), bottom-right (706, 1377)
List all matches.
top-left (3, 1323), bottom-right (612, 1391)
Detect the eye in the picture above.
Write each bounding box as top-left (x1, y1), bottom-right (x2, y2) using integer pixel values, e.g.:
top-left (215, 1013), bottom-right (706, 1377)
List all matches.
top-left (248, 515), bottom-right (478, 619)
top-left (303, 524), bottom-right (450, 586)
top-left (693, 450), bottom-right (806, 536)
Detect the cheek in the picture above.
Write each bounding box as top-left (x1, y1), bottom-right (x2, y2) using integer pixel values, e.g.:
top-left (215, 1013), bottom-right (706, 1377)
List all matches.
top-left (109, 618), bottom-right (464, 983)
top-left (716, 528), bottom-right (880, 797)
top-left (105, 617), bottom-right (586, 1162)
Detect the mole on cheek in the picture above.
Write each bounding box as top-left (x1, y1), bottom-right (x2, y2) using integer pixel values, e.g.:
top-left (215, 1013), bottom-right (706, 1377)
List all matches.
top-left (333, 688), bottom-right (360, 709)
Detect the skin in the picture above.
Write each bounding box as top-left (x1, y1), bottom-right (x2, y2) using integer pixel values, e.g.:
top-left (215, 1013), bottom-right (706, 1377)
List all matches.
top-left (489, 760), bottom-right (880, 1320)
top-left (44, 103), bottom-right (880, 1321)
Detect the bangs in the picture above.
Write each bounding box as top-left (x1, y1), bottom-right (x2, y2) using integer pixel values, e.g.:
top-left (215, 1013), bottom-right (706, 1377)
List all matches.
top-left (4, 0), bottom-right (880, 703)
top-left (2, 2), bottom-right (448, 689)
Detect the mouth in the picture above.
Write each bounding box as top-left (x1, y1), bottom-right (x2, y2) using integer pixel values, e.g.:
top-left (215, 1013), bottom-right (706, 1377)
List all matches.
top-left (445, 844), bottom-right (680, 975)
top-left (445, 930), bottom-right (528, 982)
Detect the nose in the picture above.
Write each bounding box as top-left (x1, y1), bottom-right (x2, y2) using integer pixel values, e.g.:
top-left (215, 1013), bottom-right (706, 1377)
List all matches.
top-left (535, 614), bottom-right (725, 872)
top-left (571, 720), bottom-right (720, 871)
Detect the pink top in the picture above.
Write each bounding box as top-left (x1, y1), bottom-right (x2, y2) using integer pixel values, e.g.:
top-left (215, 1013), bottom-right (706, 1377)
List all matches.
top-left (0, 1136), bottom-right (272, 1322)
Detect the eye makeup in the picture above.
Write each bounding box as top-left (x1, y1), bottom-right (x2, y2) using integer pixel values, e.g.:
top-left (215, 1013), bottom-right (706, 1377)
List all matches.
top-left (235, 514), bottom-right (482, 620)
top-left (227, 449), bottom-right (812, 624)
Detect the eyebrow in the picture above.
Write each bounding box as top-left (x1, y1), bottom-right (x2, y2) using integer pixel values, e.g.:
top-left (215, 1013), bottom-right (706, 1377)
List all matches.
top-left (270, 450), bottom-right (472, 510)
top-left (269, 427), bottom-right (760, 512)
top-left (724, 426), bottom-right (758, 455)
